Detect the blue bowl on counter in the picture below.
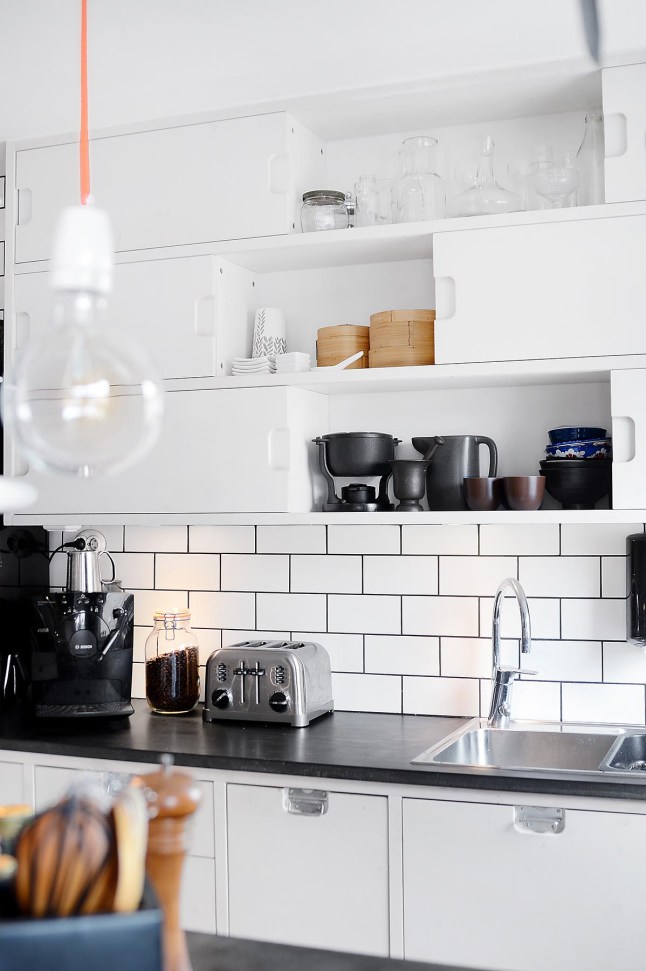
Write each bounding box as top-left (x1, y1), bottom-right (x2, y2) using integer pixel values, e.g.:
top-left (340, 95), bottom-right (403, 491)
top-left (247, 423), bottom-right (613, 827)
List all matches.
top-left (545, 438), bottom-right (612, 459)
top-left (547, 426), bottom-right (607, 445)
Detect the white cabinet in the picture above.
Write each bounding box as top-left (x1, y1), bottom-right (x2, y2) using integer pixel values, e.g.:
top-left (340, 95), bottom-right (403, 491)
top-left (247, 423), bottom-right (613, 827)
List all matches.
top-left (0, 759), bottom-right (25, 802)
top-left (15, 112), bottom-right (323, 262)
top-left (611, 368), bottom-right (646, 509)
top-left (402, 795), bottom-right (646, 971)
top-left (13, 386), bottom-right (328, 521)
top-left (226, 782), bottom-right (390, 955)
top-left (603, 64), bottom-right (646, 204)
top-left (433, 212), bottom-right (646, 365)
top-left (14, 255), bottom-right (218, 381)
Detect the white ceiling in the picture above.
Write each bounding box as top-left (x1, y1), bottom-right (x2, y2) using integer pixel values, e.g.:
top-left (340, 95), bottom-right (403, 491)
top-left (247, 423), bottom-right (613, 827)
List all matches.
top-left (1, 0), bottom-right (645, 142)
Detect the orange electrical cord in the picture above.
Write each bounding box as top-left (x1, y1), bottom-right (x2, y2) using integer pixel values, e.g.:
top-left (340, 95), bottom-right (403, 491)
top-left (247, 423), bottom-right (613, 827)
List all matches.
top-left (80, 0), bottom-right (90, 204)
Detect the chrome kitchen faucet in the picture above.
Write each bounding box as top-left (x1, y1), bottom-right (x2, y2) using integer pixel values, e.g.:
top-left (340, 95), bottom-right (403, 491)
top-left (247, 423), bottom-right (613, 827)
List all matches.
top-left (488, 578), bottom-right (537, 729)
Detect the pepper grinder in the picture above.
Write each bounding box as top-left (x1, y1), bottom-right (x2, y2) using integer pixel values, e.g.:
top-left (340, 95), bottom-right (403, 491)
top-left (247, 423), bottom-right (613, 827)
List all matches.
top-left (135, 755), bottom-right (202, 971)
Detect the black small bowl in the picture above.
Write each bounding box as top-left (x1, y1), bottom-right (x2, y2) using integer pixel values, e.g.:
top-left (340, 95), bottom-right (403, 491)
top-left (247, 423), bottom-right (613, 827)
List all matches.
top-left (540, 459), bottom-right (612, 510)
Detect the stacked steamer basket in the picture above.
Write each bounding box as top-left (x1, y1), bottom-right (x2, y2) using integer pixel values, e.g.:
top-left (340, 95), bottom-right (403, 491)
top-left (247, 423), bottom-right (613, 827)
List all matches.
top-left (316, 324), bottom-right (369, 369)
top-left (369, 309), bottom-right (435, 367)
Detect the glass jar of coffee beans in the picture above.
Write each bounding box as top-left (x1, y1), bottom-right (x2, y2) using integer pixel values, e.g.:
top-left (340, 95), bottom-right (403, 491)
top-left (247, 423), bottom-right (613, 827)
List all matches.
top-left (145, 609), bottom-right (200, 714)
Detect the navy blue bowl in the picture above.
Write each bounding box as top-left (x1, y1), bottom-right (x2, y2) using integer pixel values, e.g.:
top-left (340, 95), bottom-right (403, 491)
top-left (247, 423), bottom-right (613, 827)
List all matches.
top-left (545, 438), bottom-right (612, 459)
top-left (548, 426), bottom-right (607, 445)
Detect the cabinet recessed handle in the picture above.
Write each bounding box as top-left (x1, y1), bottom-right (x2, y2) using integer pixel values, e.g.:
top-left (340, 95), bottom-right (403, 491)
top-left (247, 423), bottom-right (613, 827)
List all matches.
top-left (17, 187), bottom-right (32, 226)
top-left (604, 112), bottom-right (627, 158)
top-left (283, 788), bottom-right (328, 816)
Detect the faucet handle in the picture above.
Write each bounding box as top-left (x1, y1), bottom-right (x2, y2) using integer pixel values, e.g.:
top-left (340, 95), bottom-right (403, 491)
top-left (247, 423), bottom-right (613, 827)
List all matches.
top-left (500, 666), bottom-right (537, 678)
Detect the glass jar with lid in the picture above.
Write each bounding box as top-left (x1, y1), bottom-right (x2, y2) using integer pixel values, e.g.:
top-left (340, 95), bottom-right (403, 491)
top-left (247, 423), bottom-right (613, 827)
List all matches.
top-left (301, 190), bottom-right (349, 232)
top-left (145, 609), bottom-right (200, 714)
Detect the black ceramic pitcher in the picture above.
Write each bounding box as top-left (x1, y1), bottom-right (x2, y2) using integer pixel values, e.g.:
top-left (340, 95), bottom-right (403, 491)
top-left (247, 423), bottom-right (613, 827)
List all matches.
top-left (412, 435), bottom-right (498, 511)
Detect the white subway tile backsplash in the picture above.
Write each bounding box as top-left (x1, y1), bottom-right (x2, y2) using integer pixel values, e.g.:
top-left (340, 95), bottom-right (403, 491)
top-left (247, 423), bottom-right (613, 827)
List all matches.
top-left (126, 526), bottom-right (187, 552)
top-left (111, 553), bottom-right (155, 590)
top-left (479, 597), bottom-right (561, 640)
top-left (562, 683), bottom-right (646, 725)
top-left (257, 593), bottom-right (326, 632)
top-left (189, 591), bottom-right (255, 631)
top-left (332, 673), bottom-right (401, 713)
top-left (328, 525), bottom-right (400, 555)
top-left (60, 522), bottom-right (646, 721)
top-left (294, 632), bottom-right (364, 672)
top-left (404, 596), bottom-right (479, 637)
top-left (525, 640), bottom-right (602, 682)
top-left (402, 525), bottom-right (477, 555)
top-left (561, 523), bottom-right (643, 556)
top-left (404, 676), bottom-right (479, 717)
top-left (520, 556), bottom-right (600, 598)
top-left (329, 595), bottom-right (401, 635)
top-left (440, 556), bottom-right (517, 596)
top-left (132, 662), bottom-right (146, 700)
top-left (506, 680), bottom-right (562, 722)
top-left (561, 599), bottom-right (626, 641)
top-left (257, 525), bottom-right (326, 554)
top-left (603, 642), bottom-right (646, 684)
top-left (479, 524), bottom-right (559, 556)
top-left (290, 555), bottom-right (361, 594)
top-left (441, 637), bottom-right (518, 679)
top-left (221, 554), bottom-right (288, 592)
top-left (601, 557), bottom-right (628, 598)
top-left (364, 556), bottom-right (438, 596)
top-left (156, 553), bottom-right (220, 592)
top-left (365, 635), bottom-right (439, 676)
top-left (133, 589), bottom-right (188, 626)
top-left (189, 526), bottom-right (255, 553)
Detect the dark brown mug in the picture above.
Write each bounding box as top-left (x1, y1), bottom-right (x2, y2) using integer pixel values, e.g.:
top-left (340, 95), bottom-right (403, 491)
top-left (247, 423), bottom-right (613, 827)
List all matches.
top-left (503, 475), bottom-right (545, 511)
top-left (463, 476), bottom-right (504, 511)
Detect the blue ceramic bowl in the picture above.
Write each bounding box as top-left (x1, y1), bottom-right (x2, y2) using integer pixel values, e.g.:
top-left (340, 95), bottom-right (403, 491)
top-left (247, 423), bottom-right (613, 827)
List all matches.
top-left (545, 439), bottom-right (612, 459)
top-left (547, 426), bottom-right (607, 445)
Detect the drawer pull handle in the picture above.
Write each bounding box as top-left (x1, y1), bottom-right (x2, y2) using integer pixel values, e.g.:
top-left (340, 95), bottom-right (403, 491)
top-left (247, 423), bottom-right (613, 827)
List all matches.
top-left (514, 805), bottom-right (565, 834)
top-left (283, 788), bottom-right (328, 816)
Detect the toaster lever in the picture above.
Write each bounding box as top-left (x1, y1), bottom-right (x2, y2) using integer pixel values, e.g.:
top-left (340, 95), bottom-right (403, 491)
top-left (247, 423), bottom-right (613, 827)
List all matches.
top-left (283, 788), bottom-right (329, 817)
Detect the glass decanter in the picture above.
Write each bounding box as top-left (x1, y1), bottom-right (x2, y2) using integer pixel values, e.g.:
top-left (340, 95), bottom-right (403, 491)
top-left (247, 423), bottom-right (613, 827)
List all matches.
top-left (448, 135), bottom-right (524, 217)
top-left (576, 110), bottom-right (605, 206)
top-left (394, 135), bottom-right (446, 222)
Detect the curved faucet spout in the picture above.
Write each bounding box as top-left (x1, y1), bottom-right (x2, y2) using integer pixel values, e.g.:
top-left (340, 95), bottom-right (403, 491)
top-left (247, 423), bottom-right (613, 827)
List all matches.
top-left (488, 578), bottom-right (536, 729)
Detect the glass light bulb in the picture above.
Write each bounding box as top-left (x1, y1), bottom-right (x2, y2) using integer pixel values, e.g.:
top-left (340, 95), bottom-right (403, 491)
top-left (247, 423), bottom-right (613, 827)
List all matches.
top-left (2, 205), bottom-right (165, 478)
top-left (4, 290), bottom-right (164, 478)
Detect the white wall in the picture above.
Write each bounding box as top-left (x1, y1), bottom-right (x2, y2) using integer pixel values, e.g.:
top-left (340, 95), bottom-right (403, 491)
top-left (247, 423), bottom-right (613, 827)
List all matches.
top-left (2, 0), bottom-right (646, 142)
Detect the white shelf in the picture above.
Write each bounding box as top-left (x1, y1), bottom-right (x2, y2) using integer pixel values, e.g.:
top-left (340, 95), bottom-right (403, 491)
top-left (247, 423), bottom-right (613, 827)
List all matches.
top-left (11, 510), bottom-right (645, 527)
top-left (167, 353), bottom-right (646, 396)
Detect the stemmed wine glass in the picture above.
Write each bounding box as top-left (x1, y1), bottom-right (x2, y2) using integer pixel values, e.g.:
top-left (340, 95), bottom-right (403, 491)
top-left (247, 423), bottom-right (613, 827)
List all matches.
top-left (529, 152), bottom-right (579, 209)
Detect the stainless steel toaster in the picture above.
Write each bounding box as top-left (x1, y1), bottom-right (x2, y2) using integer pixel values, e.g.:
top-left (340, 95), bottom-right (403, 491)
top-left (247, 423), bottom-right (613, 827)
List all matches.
top-left (202, 639), bottom-right (334, 727)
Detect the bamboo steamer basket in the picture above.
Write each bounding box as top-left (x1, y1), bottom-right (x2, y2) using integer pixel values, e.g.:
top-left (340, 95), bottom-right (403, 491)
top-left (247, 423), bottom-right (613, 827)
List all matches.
top-left (369, 309), bottom-right (435, 367)
top-left (316, 324), bottom-right (369, 369)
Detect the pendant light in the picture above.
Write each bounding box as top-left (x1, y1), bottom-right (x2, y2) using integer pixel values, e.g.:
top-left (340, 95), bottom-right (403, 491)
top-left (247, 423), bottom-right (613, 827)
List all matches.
top-left (2, 0), bottom-right (164, 478)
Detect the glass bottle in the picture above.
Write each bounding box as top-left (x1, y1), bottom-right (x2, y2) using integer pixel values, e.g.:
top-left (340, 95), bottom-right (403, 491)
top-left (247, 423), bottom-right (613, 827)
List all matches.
top-left (448, 135), bottom-right (524, 217)
top-left (145, 610), bottom-right (200, 714)
top-left (576, 110), bottom-right (605, 206)
top-left (394, 136), bottom-right (446, 222)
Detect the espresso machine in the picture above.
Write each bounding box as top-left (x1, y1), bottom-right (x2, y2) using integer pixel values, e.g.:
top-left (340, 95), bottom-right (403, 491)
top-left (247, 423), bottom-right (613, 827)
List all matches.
top-left (29, 529), bottom-right (135, 718)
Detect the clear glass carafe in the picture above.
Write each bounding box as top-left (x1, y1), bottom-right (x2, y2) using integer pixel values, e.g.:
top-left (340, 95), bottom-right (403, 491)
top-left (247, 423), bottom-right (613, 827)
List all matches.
top-left (576, 110), bottom-right (605, 206)
top-left (145, 609), bottom-right (200, 714)
top-left (448, 136), bottom-right (524, 217)
top-left (394, 136), bottom-right (445, 222)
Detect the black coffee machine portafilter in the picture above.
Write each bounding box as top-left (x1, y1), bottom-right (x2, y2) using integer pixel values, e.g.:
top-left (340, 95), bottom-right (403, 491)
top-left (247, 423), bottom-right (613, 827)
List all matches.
top-left (313, 433), bottom-right (401, 511)
top-left (29, 529), bottom-right (134, 718)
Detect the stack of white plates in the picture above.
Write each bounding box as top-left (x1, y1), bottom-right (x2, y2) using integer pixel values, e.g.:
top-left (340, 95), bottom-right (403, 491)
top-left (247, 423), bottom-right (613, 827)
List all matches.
top-left (232, 355), bottom-right (277, 375)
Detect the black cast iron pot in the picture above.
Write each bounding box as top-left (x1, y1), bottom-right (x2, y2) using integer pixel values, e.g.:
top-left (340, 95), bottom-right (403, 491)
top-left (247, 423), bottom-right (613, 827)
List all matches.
top-left (313, 433), bottom-right (401, 477)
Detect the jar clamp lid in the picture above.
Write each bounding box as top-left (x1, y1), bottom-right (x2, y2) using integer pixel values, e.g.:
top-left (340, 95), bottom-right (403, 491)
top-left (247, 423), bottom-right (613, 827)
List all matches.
top-left (302, 190), bottom-right (346, 204)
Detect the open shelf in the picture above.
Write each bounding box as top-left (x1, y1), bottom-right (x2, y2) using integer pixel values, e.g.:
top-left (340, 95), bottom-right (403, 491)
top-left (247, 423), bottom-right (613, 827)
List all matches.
top-left (11, 510), bottom-right (645, 528)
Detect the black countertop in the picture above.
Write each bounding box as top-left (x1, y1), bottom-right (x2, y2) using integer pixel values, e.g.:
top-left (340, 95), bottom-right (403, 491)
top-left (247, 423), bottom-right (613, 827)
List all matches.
top-left (2, 699), bottom-right (646, 801)
top-left (187, 933), bottom-right (473, 971)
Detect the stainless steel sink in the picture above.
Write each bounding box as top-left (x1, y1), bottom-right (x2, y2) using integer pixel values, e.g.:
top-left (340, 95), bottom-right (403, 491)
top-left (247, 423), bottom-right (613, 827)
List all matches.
top-left (412, 718), bottom-right (626, 777)
top-left (600, 733), bottom-right (646, 773)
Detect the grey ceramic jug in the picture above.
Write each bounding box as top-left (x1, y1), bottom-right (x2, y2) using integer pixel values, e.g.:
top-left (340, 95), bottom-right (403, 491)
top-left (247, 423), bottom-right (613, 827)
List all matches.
top-left (412, 435), bottom-right (498, 511)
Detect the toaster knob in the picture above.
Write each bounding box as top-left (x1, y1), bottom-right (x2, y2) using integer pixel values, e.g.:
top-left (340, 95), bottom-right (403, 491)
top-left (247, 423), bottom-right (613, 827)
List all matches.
top-left (268, 691), bottom-right (289, 713)
top-left (211, 688), bottom-right (231, 710)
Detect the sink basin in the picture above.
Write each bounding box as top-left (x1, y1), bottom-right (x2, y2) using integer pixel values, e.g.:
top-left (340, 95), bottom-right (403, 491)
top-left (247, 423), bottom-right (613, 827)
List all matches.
top-left (412, 718), bottom-right (623, 776)
top-left (600, 733), bottom-right (646, 773)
